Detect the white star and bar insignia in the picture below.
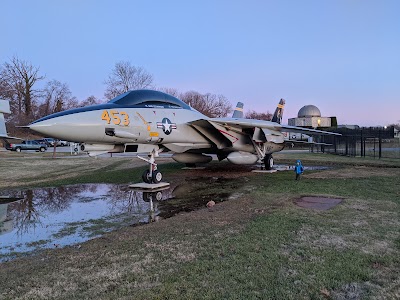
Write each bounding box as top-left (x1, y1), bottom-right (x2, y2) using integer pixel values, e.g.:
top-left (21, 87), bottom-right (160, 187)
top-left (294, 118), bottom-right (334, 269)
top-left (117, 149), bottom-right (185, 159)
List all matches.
top-left (157, 118), bottom-right (177, 135)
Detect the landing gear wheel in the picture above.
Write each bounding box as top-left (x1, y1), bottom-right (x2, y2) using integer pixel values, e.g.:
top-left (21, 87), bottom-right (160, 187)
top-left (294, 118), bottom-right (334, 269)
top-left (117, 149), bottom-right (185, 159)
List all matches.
top-left (142, 169), bottom-right (152, 183)
top-left (264, 155), bottom-right (274, 170)
top-left (137, 149), bottom-right (165, 184)
top-left (142, 191), bottom-right (163, 202)
top-left (152, 170), bottom-right (163, 183)
top-left (155, 191), bottom-right (163, 201)
top-left (143, 192), bottom-right (152, 202)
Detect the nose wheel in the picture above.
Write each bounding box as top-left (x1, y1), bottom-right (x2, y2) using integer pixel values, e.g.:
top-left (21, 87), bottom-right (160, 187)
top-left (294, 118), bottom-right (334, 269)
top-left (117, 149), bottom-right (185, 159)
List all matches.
top-left (142, 169), bottom-right (163, 184)
top-left (138, 149), bottom-right (163, 184)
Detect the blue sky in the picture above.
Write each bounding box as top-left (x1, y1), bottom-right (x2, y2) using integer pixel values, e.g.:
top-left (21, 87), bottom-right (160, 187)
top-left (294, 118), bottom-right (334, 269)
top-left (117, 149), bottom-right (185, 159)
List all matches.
top-left (1, 0), bottom-right (399, 126)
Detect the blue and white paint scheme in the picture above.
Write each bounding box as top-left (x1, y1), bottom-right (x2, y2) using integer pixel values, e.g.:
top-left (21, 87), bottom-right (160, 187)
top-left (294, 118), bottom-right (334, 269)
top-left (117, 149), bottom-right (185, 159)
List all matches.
top-left (29, 90), bottom-right (340, 182)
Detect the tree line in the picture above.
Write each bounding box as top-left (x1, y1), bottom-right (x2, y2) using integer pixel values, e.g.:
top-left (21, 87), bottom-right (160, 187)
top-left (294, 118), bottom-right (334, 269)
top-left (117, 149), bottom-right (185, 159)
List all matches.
top-left (0, 56), bottom-right (272, 133)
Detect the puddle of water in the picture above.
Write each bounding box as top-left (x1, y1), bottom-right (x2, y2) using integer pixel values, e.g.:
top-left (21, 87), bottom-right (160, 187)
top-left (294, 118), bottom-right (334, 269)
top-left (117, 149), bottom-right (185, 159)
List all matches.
top-left (253, 164), bottom-right (332, 171)
top-left (0, 178), bottom-right (236, 261)
top-left (295, 196), bottom-right (343, 211)
top-left (277, 165), bottom-right (331, 171)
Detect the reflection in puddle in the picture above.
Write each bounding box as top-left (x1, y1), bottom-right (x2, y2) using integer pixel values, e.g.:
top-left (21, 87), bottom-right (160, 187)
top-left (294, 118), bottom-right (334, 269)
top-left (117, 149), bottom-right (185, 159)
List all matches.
top-left (272, 164), bottom-right (331, 171)
top-left (0, 178), bottom-right (236, 260)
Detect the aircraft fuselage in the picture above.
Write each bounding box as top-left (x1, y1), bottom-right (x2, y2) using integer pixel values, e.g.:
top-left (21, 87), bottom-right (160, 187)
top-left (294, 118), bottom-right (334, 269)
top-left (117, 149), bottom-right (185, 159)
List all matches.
top-left (30, 105), bottom-right (210, 146)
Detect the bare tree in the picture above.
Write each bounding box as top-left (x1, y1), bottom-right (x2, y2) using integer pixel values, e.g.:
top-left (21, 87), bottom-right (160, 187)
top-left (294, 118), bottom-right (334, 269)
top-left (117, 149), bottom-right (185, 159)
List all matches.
top-left (0, 79), bottom-right (14, 102)
top-left (0, 56), bottom-right (44, 119)
top-left (80, 95), bottom-right (101, 107)
top-left (39, 80), bottom-right (72, 117)
top-left (245, 110), bottom-right (273, 121)
top-left (157, 87), bottom-right (180, 97)
top-left (180, 91), bottom-right (232, 118)
top-left (104, 61), bottom-right (153, 100)
top-left (63, 96), bottom-right (79, 110)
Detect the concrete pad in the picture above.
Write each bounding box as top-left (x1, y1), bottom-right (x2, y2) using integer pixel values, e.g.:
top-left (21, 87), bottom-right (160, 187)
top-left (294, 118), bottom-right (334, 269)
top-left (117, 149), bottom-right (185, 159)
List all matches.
top-left (251, 169), bottom-right (277, 173)
top-left (129, 182), bottom-right (170, 190)
top-left (274, 166), bottom-right (291, 171)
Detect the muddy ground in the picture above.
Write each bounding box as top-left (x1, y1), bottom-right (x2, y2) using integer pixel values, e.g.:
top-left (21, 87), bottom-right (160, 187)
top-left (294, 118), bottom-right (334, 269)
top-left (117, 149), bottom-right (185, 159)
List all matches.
top-left (0, 151), bottom-right (399, 299)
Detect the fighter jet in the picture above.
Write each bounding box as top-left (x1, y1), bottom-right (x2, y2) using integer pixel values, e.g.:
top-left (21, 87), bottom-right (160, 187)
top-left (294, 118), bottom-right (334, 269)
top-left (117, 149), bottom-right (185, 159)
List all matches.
top-left (28, 90), bottom-right (339, 183)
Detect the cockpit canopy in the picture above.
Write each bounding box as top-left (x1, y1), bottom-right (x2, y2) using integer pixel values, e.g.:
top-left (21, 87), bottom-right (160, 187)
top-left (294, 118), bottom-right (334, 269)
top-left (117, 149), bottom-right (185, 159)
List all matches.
top-left (110, 90), bottom-right (192, 110)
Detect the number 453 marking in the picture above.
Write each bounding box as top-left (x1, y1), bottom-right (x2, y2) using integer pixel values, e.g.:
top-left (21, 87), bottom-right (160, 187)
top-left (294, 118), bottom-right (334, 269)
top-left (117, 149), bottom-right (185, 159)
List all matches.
top-left (101, 110), bottom-right (130, 126)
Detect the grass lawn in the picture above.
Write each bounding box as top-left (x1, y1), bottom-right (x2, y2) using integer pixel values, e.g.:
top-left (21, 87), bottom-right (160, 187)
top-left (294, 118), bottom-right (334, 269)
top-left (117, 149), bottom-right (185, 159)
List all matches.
top-left (0, 153), bottom-right (399, 299)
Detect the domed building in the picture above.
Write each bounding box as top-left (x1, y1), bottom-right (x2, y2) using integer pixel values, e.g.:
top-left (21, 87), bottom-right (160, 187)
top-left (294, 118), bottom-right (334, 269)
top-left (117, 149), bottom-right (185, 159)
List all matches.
top-left (298, 105), bottom-right (321, 118)
top-left (288, 105), bottom-right (334, 128)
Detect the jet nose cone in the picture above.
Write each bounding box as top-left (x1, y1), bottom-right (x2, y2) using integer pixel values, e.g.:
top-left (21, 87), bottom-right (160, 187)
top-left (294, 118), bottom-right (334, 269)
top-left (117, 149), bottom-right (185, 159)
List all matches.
top-left (29, 120), bottom-right (54, 136)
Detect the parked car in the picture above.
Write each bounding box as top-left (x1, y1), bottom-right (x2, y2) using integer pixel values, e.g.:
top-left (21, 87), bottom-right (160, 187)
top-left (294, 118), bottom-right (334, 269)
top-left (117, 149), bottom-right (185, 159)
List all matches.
top-left (43, 138), bottom-right (55, 146)
top-left (33, 139), bottom-right (51, 146)
top-left (5, 140), bottom-right (47, 152)
top-left (58, 140), bottom-right (70, 147)
top-left (43, 138), bottom-right (69, 147)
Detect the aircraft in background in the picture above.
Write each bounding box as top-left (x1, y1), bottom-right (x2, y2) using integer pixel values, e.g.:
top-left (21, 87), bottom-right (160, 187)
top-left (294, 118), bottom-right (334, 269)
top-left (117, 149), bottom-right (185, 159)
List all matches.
top-left (0, 100), bottom-right (20, 140)
top-left (0, 100), bottom-right (12, 139)
top-left (27, 90), bottom-right (340, 183)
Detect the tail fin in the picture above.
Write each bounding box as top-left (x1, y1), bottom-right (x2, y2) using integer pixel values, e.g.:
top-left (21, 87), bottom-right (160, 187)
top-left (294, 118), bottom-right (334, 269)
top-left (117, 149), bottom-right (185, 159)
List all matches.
top-left (232, 102), bottom-right (244, 118)
top-left (271, 98), bottom-right (285, 124)
top-left (0, 100), bottom-right (11, 138)
top-left (0, 100), bottom-right (19, 140)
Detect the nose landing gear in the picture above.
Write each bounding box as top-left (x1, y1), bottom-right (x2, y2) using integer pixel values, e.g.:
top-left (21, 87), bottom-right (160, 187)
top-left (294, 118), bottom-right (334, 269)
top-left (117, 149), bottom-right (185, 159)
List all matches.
top-left (137, 148), bottom-right (163, 184)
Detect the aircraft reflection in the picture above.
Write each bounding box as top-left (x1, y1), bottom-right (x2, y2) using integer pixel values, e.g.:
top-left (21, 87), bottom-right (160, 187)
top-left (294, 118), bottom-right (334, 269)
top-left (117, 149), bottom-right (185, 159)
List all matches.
top-left (0, 179), bottom-right (234, 259)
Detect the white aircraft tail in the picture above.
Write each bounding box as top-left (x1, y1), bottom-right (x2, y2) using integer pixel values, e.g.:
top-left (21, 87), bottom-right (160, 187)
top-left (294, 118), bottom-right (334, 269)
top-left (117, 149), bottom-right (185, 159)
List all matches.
top-left (0, 100), bottom-right (11, 138)
top-left (0, 100), bottom-right (20, 140)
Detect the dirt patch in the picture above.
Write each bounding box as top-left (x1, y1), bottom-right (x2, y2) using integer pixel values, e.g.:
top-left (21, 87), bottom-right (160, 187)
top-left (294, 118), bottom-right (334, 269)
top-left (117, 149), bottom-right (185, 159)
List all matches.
top-left (295, 196), bottom-right (343, 210)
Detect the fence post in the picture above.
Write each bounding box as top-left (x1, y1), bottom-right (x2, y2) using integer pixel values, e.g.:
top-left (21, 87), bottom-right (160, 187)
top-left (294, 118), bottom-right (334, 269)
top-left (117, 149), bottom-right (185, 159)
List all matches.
top-left (378, 130), bottom-right (382, 159)
top-left (334, 136), bottom-right (337, 154)
top-left (373, 138), bottom-right (376, 159)
top-left (363, 137), bottom-right (366, 157)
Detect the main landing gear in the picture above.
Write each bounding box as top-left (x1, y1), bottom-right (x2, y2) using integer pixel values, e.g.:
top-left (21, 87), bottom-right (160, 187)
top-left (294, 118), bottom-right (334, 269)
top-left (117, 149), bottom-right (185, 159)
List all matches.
top-left (252, 142), bottom-right (274, 170)
top-left (137, 149), bottom-right (163, 184)
top-left (263, 154), bottom-right (274, 170)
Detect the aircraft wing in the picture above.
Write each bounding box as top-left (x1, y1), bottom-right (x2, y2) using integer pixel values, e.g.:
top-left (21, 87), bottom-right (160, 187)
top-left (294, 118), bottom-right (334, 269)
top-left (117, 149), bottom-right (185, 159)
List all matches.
top-left (209, 118), bottom-right (341, 136)
top-left (285, 140), bottom-right (334, 146)
top-left (189, 119), bottom-right (233, 149)
top-left (0, 135), bottom-right (22, 140)
top-left (279, 124), bottom-right (340, 136)
top-left (187, 117), bottom-right (340, 152)
top-left (210, 117), bottom-right (280, 129)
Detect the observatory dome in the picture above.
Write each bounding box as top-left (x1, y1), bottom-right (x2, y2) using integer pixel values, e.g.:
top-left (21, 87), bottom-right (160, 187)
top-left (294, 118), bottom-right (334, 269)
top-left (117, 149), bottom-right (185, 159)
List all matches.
top-left (298, 105), bottom-right (321, 118)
